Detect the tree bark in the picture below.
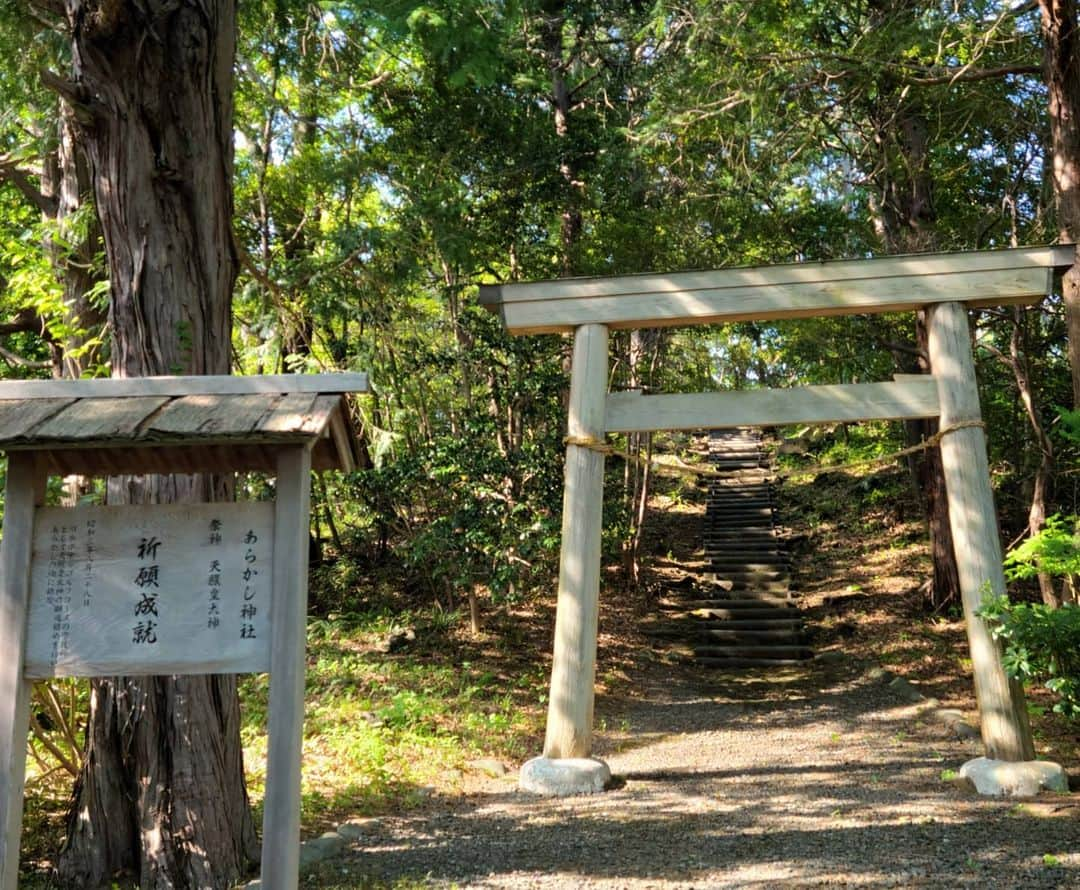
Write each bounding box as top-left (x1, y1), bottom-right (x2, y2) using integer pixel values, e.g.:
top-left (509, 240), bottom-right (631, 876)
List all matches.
top-left (1010, 310), bottom-right (1060, 606)
top-left (1039, 0), bottom-right (1080, 408)
top-left (538, 1), bottom-right (583, 277)
top-left (54, 100), bottom-right (106, 379)
top-left (55, 2), bottom-right (257, 888)
top-left (914, 312), bottom-right (961, 610)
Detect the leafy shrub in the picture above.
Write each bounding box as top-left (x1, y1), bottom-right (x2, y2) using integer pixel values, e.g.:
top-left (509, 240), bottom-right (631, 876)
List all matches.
top-left (979, 595), bottom-right (1080, 718)
top-left (1004, 514), bottom-right (1080, 581)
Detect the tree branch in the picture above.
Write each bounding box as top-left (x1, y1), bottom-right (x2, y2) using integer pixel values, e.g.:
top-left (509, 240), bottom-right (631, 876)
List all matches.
top-left (0, 308), bottom-right (48, 337)
top-left (0, 157), bottom-right (57, 216)
top-left (908, 63), bottom-right (1042, 86)
top-left (757, 53), bottom-right (1040, 88)
top-left (0, 342), bottom-right (52, 369)
top-left (39, 69), bottom-right (94, 123)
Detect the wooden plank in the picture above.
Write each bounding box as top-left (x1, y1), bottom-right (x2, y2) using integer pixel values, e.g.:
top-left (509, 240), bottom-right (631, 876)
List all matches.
top-left (543, 323), bottom-right (608, 760)
top-left (487, 267), bottom-right (1053, 335)
top-left (23, 503), bottom-right (274, 678)
top-left (298, 395), bottom-right (342, 436)
top-left (927, 302), bottom-right (1034, 762)
top-left (480, 244), bottom-right (1075, 304)
top-left (0, 454), bottom-right (46, 887)
top-left (16, 443), bottom-right (287, 477)
top-left (32, 396), bottom-right (170, 441)
top-left (0, 372), bottom-right (369, 401)
top-left (325, 403), bottom-right (355, 472)
top-left (260, 445), bottom-right (313, 890)
top-left (604, 380), bottom-right (941, 433)
top-left (146, 393), bottom-right (282, 437)
top-left (0, 398), bottom-right (77, 440)
top-left (256, 393), bottom-right (321, 434)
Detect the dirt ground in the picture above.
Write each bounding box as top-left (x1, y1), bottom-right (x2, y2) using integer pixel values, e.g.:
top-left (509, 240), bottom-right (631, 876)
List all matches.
top-left (305, 463), bottom-right (1080, 889)
top-left (321, 658), bottom-right (1078, 888)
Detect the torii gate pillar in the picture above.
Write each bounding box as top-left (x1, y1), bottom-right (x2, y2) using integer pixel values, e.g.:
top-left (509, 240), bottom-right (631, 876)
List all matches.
top-left (928, 302), bottom-right (1033, 761)
top-left (520, 324), bottom-right (613, 794)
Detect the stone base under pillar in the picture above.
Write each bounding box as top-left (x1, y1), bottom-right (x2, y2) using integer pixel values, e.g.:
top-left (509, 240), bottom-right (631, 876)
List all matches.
top-left (960, 757), bottom-right (1069, 797)
top-left (519, 756), bottom-right (611, 796)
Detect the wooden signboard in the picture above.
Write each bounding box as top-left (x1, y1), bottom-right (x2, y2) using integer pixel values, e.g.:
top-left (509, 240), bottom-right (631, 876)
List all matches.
top-left (0, 373), bottom-right (369, 890)
top-left (25, 503), bottom-right (274, 678)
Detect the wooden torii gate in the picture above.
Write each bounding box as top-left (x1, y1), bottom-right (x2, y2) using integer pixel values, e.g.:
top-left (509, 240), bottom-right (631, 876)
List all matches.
top-left (480, 245), bottom-right (1075, 793)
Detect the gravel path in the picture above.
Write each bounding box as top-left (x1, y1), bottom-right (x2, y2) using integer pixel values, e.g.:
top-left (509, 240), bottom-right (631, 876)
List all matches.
top-left (326, 659), bottom-right (1079, 889)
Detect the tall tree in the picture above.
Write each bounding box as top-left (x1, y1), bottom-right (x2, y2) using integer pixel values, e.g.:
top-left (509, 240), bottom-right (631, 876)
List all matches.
top-left (1038, 0), bottom-right (1080, 407)
top-left (42, 1), bottom-right (257, 887)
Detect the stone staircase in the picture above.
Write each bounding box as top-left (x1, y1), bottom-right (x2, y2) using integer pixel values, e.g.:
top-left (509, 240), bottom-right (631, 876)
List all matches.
top-left (647, 428), bottom-right (812, 667)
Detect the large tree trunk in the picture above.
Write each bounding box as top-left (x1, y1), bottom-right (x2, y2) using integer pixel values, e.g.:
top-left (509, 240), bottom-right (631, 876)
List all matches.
top-left (914, 312), bottom-right (962, 610)
top-left (1039, 0), bottom-right (1080, 408)
top-left (55, 101), bottom-right (106, 378)
top-left (39, 99), bottom-right (107, 380)
top-left (538, 0), bottom-right (583, 277)
top-left (866, 51), bottom-right (962, 610)
top-left (54, 2), bottom-right (258, 888)
top-left (1009, 309), bottom-right (1062, 606)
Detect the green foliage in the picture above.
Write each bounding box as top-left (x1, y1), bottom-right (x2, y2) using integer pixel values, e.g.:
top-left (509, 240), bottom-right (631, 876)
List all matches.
top-left (238, 612), bottom-right (545, 825)
top-left (1004, 514), bottom-right (1080, 581)
top-left (979, 595), bottom-right (1080, 718)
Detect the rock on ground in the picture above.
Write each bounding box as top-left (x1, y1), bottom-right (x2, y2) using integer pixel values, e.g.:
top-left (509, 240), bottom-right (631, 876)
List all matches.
top-left (960, 757), bottom-right (1070, 798)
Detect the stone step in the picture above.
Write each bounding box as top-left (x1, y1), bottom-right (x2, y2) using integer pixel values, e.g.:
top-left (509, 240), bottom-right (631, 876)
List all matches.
top-left (665, 591), bottom-right (794, 607)
top-left (692, 656), bottom-right (813, 668)
top-left (691, 576), bottom-right (792, 593)
top-left (652, 615), bottom-right (803, 630)
top-left (702, 526), bottom-right (778, 536)
top-left (663, 586), bottom-right (795, 602)
top-left (702, 538), bottom-right (785, 547)
top-left (707, 573), bottom-right (791, 584)
top-left (704, 522), bottom-right (779, 530)
top-left (708, 565), bottom-right (789, 575)
top-left (703, 557), bottom-right (789, 569)
top-left (704, 503), bottom-right (778, 511)
top-left (707, 487), bottom-right (774, 493)
top-left (705, 548), bottom-right (788, 558)
top-left (704, 520), bottom-right (778, 529)
top-left (658, 604), bottom-right (797, 620)
top-left (690, 644), bottom-right (814, 660)
top-left (707, 477), bottom-right (771, 485)
top-left (706, 487), bottom-right (774, 495)
top-left (706, 554), bottom-right (788, 565)
top-left (707, 551), bottom-right (788, 559)
top-left (703, 542), bottom-right (786, 552)
top-left (708, 575), bottom-right (790, 588)
top-left (700, 579), bottom-right (793, 593)
top-left (646, 625), bottom-right (805, 643)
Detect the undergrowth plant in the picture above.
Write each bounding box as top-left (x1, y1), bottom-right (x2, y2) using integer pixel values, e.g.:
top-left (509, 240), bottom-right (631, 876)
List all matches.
top-left (979, 409), bottom-right (1080, 718)
top-left (979, 595), bottom-right (1080, 717)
